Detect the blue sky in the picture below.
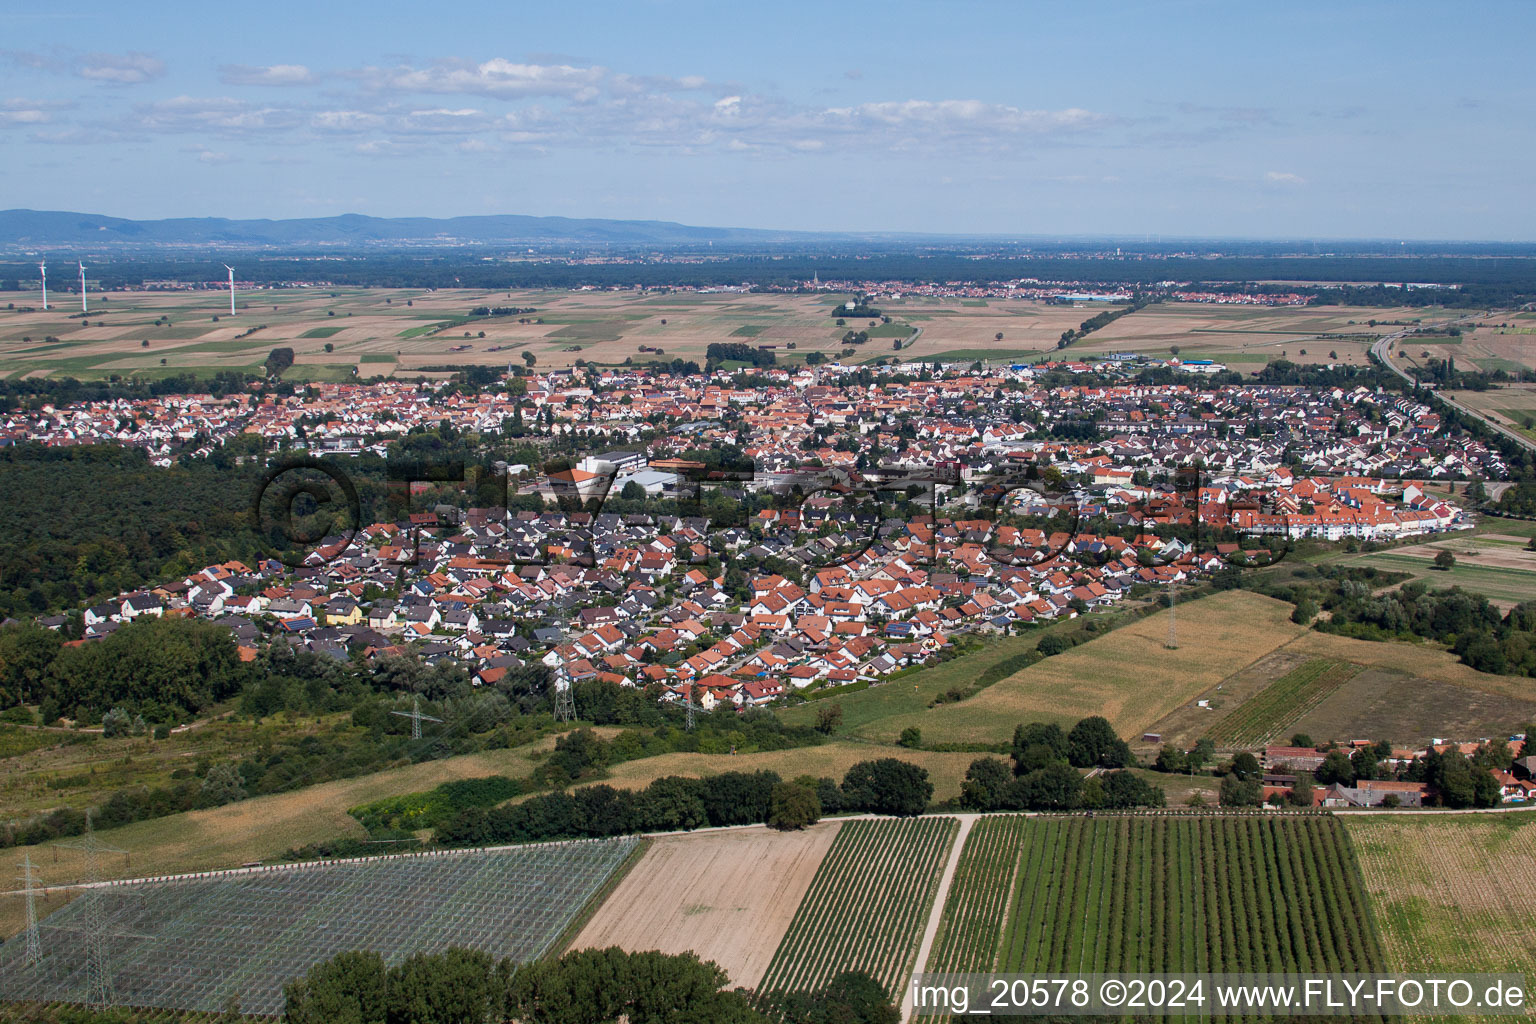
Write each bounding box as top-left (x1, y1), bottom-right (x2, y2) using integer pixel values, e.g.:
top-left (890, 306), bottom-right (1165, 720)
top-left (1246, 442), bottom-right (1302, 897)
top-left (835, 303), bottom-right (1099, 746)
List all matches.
top-left (3, 0), bottom-right (1533, 239)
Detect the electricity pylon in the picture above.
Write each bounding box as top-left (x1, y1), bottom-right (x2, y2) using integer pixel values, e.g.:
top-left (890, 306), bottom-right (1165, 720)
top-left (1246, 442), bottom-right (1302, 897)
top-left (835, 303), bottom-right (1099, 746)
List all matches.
top-left (391, 694), bottom-right (442, 740)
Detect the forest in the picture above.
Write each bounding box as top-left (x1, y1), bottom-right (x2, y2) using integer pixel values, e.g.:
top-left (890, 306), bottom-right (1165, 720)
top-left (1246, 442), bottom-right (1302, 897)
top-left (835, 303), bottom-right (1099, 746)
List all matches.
top-left (5, 248), bottom-right (1536, 301)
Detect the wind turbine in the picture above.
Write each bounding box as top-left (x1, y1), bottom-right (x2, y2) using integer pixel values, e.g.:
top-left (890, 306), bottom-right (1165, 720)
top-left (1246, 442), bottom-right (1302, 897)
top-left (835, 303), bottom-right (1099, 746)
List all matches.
top-left (39, 260), bottom-right (47, 310)
top-left (223, 264), bottom-right (236, 316)
top-left (78, 261), bottom-right (87, 314)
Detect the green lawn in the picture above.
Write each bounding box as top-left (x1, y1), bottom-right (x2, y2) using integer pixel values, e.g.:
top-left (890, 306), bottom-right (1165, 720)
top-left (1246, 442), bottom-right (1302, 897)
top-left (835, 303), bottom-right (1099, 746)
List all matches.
top-left (1344, 551), bottom-right (1536, 604)
top-left (778, 634), bottom-right (1037, 734)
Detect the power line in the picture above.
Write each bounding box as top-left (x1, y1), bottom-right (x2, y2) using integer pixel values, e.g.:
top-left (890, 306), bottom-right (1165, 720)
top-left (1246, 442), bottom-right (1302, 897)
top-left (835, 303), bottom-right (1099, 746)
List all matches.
top-left (16, 852), bottom-right (42, 968)
top-left (1166, 575), bottom-right (1179, 650)
top-left (57, 812), bottom-right (130, 1010)
top-left (390, 694), bottom-right (442, 741)
top-left (552, 624), bottom-right (576, 723)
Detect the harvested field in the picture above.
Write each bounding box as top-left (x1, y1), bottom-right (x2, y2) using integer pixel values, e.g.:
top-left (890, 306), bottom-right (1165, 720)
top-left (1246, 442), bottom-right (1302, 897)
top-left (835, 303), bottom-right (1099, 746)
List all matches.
top-left (1284, 665), bottom-right (1536, 747)
top-left (1349, 812), bottom-right (1536, 1022)
top-left (570, 821), bottom-right (841, 987)
top-left (1287, 629), bottom-right (1536, 702)
top-left (0, 288), bottom-right (1460, 378)
top-left (1069, 303), bottom-right (1432, 367)
top-left (859, 591), bottom-right (1305, 746)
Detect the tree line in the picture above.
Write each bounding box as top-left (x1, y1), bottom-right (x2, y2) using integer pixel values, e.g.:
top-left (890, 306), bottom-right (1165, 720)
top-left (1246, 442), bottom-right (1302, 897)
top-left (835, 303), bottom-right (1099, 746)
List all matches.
top-left (282, 945), bottom-right (899, 1024)
top-left (959, 717), bottom-right (1166, 811)
top-left (434, 755), bottom-right (935, 847)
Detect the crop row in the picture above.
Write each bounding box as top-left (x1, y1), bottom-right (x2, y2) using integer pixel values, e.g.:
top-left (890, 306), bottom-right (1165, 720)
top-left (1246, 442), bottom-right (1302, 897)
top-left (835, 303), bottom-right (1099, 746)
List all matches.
top-left (927, 816), bottom-right (1028, 973)
top-left (756, 816), bottom-right (959, 997)
top-left (994, 816), bottom-right (1386, 975)
top-left (1209, 657), bottom-right (1361, 747)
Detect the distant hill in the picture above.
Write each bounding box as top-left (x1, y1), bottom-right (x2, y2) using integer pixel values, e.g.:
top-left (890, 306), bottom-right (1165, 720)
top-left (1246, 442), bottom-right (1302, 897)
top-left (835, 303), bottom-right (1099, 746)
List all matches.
top-left (0, 209), bottom-right (828, 246)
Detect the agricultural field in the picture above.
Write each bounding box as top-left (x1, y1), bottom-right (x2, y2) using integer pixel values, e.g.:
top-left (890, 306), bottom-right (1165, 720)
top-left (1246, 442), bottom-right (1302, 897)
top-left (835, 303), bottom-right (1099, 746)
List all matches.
top-left (757, 816), bottom-right (958, 997)
top-left (777, 601), bottom-right (1156, 737)
top-left (0, 286), bottom-right (1466, 380)
top-left (1071, 302), bottom-right (1444, 368)
top-left (856, 590), bottom-right (1306, 747)
top-left (932, 814), bottom-right (1384, 977)
top-left (570, 821), bottom-right (841, 988)
top-left (1348, 811), bottom-right (1536, 1023)
top-left (0, 837), bottom-right (642, 1015)
top-left (926, 816), bottom-right (1029, 973)
top-left (0, 287), bottom-right (1068, 379)
top-left (1339, 542), bottom-right (1536, 608)
top-left (1397, 315), bottom-right (1536, 378)
top-left (0, 738), bottom-right (967, 943)
top-left (1283, 664), bottom-right (1536, 749)
top-left (0, 729), bottom-right (606, 939)
top-left (1205, 658), bottom-right (1362, 748)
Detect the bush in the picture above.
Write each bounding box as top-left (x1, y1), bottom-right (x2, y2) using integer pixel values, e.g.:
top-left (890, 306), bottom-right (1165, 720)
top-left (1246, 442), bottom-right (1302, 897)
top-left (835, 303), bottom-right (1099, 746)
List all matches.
top-left (840, 758), bottom-right (932, 816)
top-left (768, 781), bottom-right (821, 831)
top-left (1036, 633), bottom-right (1072, 657)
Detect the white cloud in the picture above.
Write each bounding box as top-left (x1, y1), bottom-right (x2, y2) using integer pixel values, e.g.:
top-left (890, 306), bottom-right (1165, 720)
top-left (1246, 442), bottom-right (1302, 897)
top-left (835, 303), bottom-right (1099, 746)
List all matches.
top-left (132, 96), bottom-right (301, 134)
top-left (77, 51), bottom-right (165, 84)
top-left (310, 109), bottom-right (386, 132)
top-left (359, 58), bottom-right (604, 99)
top-left (6, 49), bottom-right (1117, 159)
top-left (4, 48), bottom-right (164, 84)
top-left (0, 99), bottom-right (66, 126)
top-left (219, 63), bottom-right (319, 87)
top-left (826, 99), bottom-right (1107, 134)
top-left (1265, 170), bottom-right (1306, 184)
top-left (184, 144), bottom-right (232, 164)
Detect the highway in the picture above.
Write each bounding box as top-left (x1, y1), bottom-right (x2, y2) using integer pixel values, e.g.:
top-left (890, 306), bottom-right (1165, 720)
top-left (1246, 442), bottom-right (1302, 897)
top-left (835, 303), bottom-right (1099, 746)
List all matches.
top-left (1369, 311), bottom-right (1536, 455)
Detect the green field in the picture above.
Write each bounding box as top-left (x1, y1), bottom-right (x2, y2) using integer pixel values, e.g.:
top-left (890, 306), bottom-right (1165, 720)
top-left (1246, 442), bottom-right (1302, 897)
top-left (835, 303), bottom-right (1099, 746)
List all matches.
top-left (935, 814), bottom-right (1384, 978)
top-left (1206, 657), bottom-right (1362, 748)
top-left (927, 816), bottom-right (1028, 973)
top-left (757, 816), bottom-right (958, 997)
top-left (298, 326), bottom-right (344, 339)
top-left (1343, 551), bottom-right (1536, 604)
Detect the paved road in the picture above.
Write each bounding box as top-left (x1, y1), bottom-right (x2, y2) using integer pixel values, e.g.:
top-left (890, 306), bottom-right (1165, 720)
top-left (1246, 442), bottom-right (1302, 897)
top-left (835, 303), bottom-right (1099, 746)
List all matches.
top-left (1370, 311), bottom-right (1536, 455)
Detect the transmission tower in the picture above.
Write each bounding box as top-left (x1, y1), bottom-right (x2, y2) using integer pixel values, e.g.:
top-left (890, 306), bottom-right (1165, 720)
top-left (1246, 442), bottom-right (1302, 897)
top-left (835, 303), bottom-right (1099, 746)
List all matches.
top-left (58, 813), bottom-right (128, 1010)
top-left (391, 694), bottom-right (442, 740)
top-left (16, 852), bottom-right (42, 967)
top-left (1165, 576), bottom-right (1180, 650)
top-left (552, 626), bottom-right (576, 722)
